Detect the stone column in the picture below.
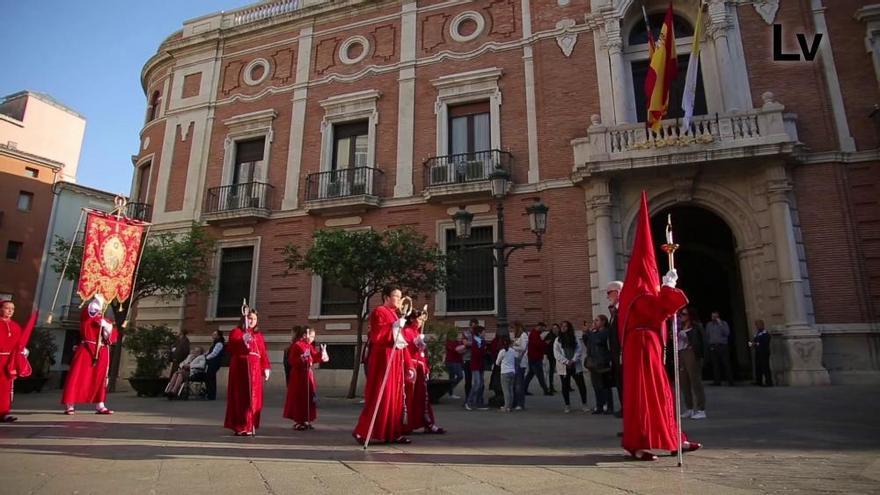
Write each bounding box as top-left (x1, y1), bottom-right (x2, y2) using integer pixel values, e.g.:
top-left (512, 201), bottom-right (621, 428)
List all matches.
top-left (765, 164), bottom-right (830, 386)
top-left (605, 20), bottom-right (632, 124)
top-left (589, 179), bottom-right (616, 315)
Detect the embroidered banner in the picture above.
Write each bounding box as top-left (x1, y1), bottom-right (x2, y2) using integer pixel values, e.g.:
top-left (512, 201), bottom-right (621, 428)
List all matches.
top-left (76, 210), bottom-right (147, 304)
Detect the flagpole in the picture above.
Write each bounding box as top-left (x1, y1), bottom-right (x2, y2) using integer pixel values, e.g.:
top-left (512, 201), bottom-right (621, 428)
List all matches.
top-left (661, 214), bottom-right (684, 468)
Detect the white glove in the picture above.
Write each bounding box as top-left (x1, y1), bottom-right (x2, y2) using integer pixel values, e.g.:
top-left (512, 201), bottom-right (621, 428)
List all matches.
top-left (320, 344), bottom-right (329, 363)
top-left (263, 369), bottom-right (271, 381)
top-left (100, 319), bottom-right (112, 332)
top-left (662, 269), bottom-right (678, 288)
top-left (392, 317), bottom-right (407, 332)
top-left (22, 348), bottom-right (29, 357)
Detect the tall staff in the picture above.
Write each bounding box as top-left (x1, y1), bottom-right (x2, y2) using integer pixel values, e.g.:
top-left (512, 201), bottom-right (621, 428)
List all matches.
top-left (661, 214), bottom-right (684, 467)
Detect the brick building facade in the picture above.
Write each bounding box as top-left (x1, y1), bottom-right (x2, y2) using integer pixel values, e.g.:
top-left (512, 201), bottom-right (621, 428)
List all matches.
top-left (133, 0), bottom-right (880, 387)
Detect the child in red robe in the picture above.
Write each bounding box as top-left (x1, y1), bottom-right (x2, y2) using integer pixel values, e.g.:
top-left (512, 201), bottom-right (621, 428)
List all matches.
top-left (61, 295), bottom-right (117, 415)
top-left (224, 309), bottom-right (271, 436)
top-left (0, 300), bottom-right (35, 422)
top-left (403, 309), bottom-right (445, 435)
top-left (283, 326), bottom-right (328, 430)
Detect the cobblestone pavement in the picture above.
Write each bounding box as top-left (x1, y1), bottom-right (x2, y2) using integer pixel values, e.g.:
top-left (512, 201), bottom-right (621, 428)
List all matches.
top-left (1, 383), bottom-right (878, 494)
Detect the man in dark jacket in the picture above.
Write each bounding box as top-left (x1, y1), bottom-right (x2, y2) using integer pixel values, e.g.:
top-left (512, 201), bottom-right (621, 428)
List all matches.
top-left (606, 281), bottom-right (623, 417)
top-left (170, 328), bottom-right (190, 376)
top-left (749, 319), bottom-right (773, 386)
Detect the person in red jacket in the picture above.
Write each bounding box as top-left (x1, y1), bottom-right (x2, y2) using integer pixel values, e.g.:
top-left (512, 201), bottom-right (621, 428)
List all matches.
top-left (443, 334), bottom-right (464, 400)
top-left (61, 295), bottom-right (117, 415)
top-left (224, 309), bottom-right (271, 436)
top-left (283, 326), bottom-right (328, 430)
top-left (403, 309), bottom-right (446, 434)
top-left (464, 326), bottom-right (489, 410)
top-left (353, 287), bottom-right (413, 445)
top-left (0, 300), bottom-right (35, 422)
top-left (523, 322), bottom-right (551, 396)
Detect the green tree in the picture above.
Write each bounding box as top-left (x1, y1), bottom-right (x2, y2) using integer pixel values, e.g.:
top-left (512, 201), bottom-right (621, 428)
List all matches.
top-left (283, 227), bottom-right (456, 398)
top-left (51, 224), bottom-right (215, 390)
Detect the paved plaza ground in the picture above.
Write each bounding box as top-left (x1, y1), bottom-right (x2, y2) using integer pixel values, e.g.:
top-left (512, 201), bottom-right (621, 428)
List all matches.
top-left (0, 383), bottom-right (878, 494)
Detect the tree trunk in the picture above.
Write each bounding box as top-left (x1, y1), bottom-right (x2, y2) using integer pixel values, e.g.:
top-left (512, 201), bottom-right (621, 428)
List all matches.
top-left (347, 315), bottom-right (365, 399)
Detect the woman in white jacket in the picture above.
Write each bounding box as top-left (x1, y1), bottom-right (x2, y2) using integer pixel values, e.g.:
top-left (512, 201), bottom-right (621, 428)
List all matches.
top-left (553, 321), bottom-right (589, 413)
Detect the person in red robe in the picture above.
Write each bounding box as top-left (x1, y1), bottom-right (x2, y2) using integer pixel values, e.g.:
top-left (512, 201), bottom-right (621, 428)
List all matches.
top-left (283, 326), bottom-right (328, 430)
top-left (403, 309), bottom-right (445, 435)
top-left (61, 295), bottom-right (117, 415)
top-left (224, 309), bottom-right (271, 436)
top-left (619, 192), bottom-right (701, 461)
top-left (0, 300), bottom-right (36, 422)
top-left (353, 287), bottom-right (413, 445)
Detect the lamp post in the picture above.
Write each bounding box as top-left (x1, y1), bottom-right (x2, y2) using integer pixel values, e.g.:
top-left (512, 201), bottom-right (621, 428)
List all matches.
top-left (451, 167), bottom-right (548, 337)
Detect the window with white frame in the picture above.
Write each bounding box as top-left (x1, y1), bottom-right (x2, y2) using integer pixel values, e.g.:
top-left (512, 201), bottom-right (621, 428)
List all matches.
top-left (320, 280), bottom-right (361, 316)
top-left (432, 68), bottom-right (502, 158)
top-left (215, 245), bottom-right (255, 318)
top-left (232, 137), bottom-right (265, 185)
top-left (445, 225), bottom-right (495, 312)
top-left (625, 12), bottom-right (707, 123)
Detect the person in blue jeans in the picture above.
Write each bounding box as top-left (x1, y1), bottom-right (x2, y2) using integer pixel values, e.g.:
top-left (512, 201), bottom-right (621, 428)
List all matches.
top-left (511, 322), bottom-right (529, 410)
top-left (444, 334), bottom-right (465, 399)
top-left (523, 323), bottom-right (551, 396)
top-left (464, 326), bottom-right (488, 410)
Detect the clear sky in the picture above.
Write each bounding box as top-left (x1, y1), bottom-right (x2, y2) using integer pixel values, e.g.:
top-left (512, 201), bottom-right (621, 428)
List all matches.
top-left (1, 1), bottom-right (247, 195)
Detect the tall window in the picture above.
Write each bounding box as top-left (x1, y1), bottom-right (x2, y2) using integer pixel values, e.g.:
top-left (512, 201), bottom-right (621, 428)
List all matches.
top-left (448, 101), bottom-right (490, 156)
top-left (6, 241), bottom-right (22, 262)
top-left (233, 138), bottom-right (265, 185)
top-left (627, 13), bottom-right (707, 124)
top-left (216, 246), bottom-right (254, 318)
top-left (321, 279), bottom-right (361, 316)
top-left (135, 162), bottom-right (151, 203)
top-left (332, 121), bottom-right (368, 170)
top-left (17, 191), bottom-right (33, 212)
top-left (148, 91), bottom-right (161, 121)
top-left (445, 226), bottom-right (494, 312)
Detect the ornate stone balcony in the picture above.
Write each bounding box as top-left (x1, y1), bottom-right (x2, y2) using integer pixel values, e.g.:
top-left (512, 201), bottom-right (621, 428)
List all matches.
top-left (303, 166), bottom-right (384, 215)
top-left (571, 93), bottom-right (800, 179)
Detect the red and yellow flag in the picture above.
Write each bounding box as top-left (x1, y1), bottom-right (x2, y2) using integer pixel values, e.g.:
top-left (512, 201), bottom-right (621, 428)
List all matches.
top-left (644, 4), bottom-right (679, 131)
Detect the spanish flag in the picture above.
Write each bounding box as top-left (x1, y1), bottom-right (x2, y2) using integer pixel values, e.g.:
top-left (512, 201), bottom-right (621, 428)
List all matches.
top-left (644, 4), bottom-right (678, 131)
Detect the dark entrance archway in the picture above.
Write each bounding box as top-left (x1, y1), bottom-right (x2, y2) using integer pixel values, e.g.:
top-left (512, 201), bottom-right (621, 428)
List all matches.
top-left (650, 205), bottom-right (751, 381)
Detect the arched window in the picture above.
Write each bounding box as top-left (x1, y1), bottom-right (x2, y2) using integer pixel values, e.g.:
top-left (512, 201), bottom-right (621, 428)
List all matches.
top-left (148, 91), bottom-right (161, 122)
top-left (626, 12), bottom-right (707, 124)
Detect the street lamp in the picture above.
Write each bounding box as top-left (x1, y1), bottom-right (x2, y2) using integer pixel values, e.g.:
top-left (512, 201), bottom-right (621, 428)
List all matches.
top-left (451, 168), bottom-right (548, 337)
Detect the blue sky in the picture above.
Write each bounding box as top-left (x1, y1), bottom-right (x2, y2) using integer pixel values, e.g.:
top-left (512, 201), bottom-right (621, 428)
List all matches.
top-left (1, 1), bottom-right (246, 195)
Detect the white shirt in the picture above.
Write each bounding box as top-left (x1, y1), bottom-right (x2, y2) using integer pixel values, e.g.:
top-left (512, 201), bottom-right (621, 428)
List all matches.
top-left (512, 332), bottom-right (530, 368)
top-left (495, 348), bottom-right (517, 374)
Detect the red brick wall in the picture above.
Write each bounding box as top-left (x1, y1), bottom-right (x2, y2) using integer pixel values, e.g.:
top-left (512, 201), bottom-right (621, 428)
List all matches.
top-left (182, 72), bottom-right (202, 99)
top-left (164, 122), bottom-right (193, 212)
top-left (0, 154), bottom-right (57, 319)
top-left (824, 0), bottom-right (880, 151)
top-left (738, 2), bottom-right (837, 152)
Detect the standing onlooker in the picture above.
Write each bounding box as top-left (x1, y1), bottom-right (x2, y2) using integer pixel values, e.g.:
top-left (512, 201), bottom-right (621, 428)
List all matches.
top-left (444, 333), bottom-right (464, 399)
top-left (170, 328), bottom-right (190, 376)
top-left (749, 319), bottom-right (773, 387)
top-left (553, 321), bottom-right (588, 413)
top-left (495, 336), bottom-right (516, 412)
top-left (678, 307), bottom-right (707, 420)
top-left (461, 319), bottom-right (477, 399)
top-left (464, 326), bottom-right (488, 411)
top-left (606, 281), bottom-right (623, 417)
top-left (544, 323), bottom-right (560, 394)
top-left (511, 321), bottom-right (529, 410)
top-left (524, 322), bottom-right (551, 396)
top-left (205, 330), bottom-right (225, 400)
top-left (283, 327), bottom-right (302, 384)
top-left (706, 311), bottom-right (734, 386)
top-left (584, 315), bottom-right (614, 414)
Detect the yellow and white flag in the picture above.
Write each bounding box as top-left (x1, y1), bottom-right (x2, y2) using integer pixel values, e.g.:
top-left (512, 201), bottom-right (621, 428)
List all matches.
top-left (681, 3), bottom-right (704, 131)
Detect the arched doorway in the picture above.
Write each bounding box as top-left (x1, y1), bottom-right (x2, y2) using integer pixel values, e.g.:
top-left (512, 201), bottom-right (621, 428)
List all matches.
top-left (650, 205), bottom-right (751, 381)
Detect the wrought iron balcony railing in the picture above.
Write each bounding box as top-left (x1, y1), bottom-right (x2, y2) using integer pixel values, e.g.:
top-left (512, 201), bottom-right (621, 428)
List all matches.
top-left (204, 181), bottom-right (274, 215)
top-left (305, 166), bottom-right (384, 201)
top-left (125, 202), bottom-right (152, 222)
top-left (423, 149), bottom-right (513, 188)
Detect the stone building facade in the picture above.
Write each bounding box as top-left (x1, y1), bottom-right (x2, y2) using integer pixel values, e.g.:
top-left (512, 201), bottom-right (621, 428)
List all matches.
top-left (133, 0), bottom-right (880, 387)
